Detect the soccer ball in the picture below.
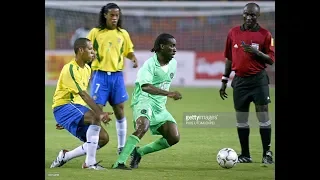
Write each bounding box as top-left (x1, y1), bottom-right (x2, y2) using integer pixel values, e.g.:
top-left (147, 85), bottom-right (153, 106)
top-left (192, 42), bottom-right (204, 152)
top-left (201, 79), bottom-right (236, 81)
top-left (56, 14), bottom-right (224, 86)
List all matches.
top-left (216, 148), bottom-right (238, 169)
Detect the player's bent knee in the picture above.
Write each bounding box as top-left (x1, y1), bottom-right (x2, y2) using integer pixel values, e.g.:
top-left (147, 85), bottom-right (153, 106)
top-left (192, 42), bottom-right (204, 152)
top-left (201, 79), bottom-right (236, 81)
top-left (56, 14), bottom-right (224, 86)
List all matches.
top-left (133, 116), bottom-right (150, 138)
top-left (84, 111), bottom-right (100, 125)
top-left (98, 139), bottom-right (109, 148)
top-left (167, 134), bottom-right (180, 146)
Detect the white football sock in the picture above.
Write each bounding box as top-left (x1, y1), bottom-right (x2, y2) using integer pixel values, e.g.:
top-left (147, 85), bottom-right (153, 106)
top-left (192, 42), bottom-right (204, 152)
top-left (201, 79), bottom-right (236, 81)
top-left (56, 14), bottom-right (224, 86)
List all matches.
top-left (64, 143), bottom-right (101, 161)
top-left (116, 117), bottom-right (127, 148)
top-left (85, 125), bottom-right (101, 166)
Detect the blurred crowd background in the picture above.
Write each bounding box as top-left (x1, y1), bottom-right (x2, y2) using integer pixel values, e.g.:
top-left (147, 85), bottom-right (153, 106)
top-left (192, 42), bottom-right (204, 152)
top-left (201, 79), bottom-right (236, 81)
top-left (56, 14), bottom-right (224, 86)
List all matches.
top-left (45, 0), bottom-right (275, 85)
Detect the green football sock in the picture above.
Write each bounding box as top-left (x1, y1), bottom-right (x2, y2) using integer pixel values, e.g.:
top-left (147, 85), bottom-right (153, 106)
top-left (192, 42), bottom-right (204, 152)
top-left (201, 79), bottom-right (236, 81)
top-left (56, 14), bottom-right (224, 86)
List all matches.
top-left (113, 135), bottom-right (140, 167)
top-left (137, 137), bottom-right (170, 156)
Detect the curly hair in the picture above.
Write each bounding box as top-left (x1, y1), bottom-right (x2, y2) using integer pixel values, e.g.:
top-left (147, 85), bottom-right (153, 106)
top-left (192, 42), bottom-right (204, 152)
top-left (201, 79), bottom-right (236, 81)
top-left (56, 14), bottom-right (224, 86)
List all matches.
top-left (97, 3), bottom-right (122, 31)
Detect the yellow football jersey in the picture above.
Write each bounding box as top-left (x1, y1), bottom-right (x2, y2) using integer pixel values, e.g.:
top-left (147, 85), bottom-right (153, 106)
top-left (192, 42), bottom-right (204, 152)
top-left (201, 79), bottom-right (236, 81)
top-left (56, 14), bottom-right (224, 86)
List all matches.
top-left (52, 59), bottom-right (91, 109)
top-left (87, 28), bottom-right (134, 72)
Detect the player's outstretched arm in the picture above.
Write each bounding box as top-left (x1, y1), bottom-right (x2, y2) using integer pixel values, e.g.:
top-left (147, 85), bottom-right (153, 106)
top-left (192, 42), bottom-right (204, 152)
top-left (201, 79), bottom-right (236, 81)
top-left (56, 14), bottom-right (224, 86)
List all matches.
top-left (141, 84), bottom-right (182, 100)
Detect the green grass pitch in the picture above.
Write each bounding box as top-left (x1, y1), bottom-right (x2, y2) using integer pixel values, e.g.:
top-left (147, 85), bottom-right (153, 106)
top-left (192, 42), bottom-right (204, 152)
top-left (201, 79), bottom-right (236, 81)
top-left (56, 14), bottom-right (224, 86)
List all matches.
top-left (45, 85), bottom-right (275, 180)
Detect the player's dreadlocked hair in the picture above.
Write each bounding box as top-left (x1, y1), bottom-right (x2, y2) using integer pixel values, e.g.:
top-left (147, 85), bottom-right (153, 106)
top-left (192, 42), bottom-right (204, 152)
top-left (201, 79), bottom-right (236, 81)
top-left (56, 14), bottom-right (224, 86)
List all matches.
top-left (151, 33), bottom-right (175, 53)
top-left (97, 3), bottom-right (122, 31)
top-left (74, 38), bottom-right (90, 54)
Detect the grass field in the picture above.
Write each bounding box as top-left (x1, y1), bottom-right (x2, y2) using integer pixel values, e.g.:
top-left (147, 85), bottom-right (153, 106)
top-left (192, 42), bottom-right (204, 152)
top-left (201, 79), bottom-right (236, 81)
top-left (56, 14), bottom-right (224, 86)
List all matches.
top-left (45, 85), bottom-right (275, 180)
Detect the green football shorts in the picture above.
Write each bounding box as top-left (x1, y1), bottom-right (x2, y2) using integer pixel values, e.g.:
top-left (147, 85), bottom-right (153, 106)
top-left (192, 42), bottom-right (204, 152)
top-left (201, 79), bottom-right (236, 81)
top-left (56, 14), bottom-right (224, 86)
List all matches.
top-left (132, 102), bottom-right (176, 135)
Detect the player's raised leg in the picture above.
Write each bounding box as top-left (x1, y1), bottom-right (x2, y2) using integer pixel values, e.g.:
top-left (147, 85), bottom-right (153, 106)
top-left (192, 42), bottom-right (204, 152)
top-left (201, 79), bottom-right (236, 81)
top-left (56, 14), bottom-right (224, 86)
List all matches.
top-left (130, 111), bottom-right (180, 169)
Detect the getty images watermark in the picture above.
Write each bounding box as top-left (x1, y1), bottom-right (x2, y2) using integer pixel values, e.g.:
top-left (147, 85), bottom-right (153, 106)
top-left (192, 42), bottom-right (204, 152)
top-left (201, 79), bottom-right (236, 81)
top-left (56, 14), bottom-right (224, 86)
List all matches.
top-left (183, 112), bottom-right (219, 128)
top-left (182, 112), bottom-right (275, 128)
top-left (47, 173), bottom-right (59, 177)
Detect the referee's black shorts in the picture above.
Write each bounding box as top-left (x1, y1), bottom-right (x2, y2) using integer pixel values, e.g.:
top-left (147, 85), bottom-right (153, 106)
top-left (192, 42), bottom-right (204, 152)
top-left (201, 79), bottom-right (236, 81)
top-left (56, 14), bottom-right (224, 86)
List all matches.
top-left (231, 70), bottom-right (271, 111)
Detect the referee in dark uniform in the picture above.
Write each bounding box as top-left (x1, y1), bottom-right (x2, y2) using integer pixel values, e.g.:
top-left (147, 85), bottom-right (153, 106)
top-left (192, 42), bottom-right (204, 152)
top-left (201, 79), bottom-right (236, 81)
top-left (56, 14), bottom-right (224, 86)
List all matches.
top-left (219, 2), bottom-right (275, 165)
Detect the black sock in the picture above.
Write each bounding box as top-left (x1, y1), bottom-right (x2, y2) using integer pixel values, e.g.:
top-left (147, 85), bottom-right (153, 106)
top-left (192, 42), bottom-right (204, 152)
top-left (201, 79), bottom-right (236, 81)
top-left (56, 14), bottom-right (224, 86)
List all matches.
top-left (237, 127), bottom-right (250, 157)
top-left (260, 127), bottom-right (271, 156)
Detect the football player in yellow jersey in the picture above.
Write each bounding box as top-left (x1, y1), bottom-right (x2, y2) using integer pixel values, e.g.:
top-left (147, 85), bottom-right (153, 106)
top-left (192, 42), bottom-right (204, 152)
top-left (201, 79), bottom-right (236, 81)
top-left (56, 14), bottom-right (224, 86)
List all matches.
top-left (87, 3), bottom-right (139, 154)
top-left (50, 38), bottom-right (113, 170)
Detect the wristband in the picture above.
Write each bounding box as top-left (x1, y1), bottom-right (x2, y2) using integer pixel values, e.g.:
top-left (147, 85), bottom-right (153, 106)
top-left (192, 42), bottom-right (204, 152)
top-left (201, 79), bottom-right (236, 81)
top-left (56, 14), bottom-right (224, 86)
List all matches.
top-left (221, 76), bottom-right (228, 83)
top-left (221, 76), bottom-right (228, 80)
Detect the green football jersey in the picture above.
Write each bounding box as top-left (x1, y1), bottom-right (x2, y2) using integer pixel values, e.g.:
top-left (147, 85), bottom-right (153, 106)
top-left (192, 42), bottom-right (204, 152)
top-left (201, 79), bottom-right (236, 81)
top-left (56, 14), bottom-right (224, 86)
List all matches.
top-left (131, 54), bottom-right (177, 109)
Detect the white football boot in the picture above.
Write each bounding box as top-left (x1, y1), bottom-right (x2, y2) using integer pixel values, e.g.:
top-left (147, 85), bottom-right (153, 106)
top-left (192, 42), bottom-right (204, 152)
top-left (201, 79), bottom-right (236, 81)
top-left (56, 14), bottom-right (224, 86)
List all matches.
top-left (50, 149), bottom-right (69, 168)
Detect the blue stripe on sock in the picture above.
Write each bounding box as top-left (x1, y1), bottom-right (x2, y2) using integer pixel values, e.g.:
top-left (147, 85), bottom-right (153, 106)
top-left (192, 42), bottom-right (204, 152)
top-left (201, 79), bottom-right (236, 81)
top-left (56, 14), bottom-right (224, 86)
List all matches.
top-left (117, 118), bottom-right (126, 123)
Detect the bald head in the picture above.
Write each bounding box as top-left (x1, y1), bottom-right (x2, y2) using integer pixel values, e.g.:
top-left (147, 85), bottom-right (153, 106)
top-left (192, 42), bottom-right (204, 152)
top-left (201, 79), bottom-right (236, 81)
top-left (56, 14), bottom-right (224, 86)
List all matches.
top-left (243, 3), bottom-right (260, 29)
top-left (244, 3), bottom-right (260, 16)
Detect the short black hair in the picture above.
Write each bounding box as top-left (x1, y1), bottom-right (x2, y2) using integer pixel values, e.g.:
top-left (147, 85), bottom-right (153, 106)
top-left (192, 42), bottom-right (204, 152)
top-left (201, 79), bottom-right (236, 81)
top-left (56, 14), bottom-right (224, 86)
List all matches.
top-left (74, 38), bottom-right (90, 54)
top-left (244, 2), bottom-right (260, 11)
top-left (97, 3), bottom-right (122, 31)
top-left (151, 33), bottom-right (175, 52)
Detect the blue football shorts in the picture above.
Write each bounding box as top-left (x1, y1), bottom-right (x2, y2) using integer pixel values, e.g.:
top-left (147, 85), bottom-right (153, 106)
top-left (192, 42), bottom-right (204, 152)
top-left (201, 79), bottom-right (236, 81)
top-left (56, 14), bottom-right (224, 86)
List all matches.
top-left (53, 103), bottom-right (90, 142)
top-left (90, 70), bottom-right (129, 106)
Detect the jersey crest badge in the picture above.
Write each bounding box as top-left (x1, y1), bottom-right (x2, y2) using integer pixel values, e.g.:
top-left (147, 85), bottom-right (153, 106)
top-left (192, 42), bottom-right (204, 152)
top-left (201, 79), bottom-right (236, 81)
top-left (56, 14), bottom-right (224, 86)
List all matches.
top-left (170, 73), bottom-right (174, 79)
top-left (251, 43), bottom-right (259, 50)
top-left (141, 109), bottom-right (147, 114)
